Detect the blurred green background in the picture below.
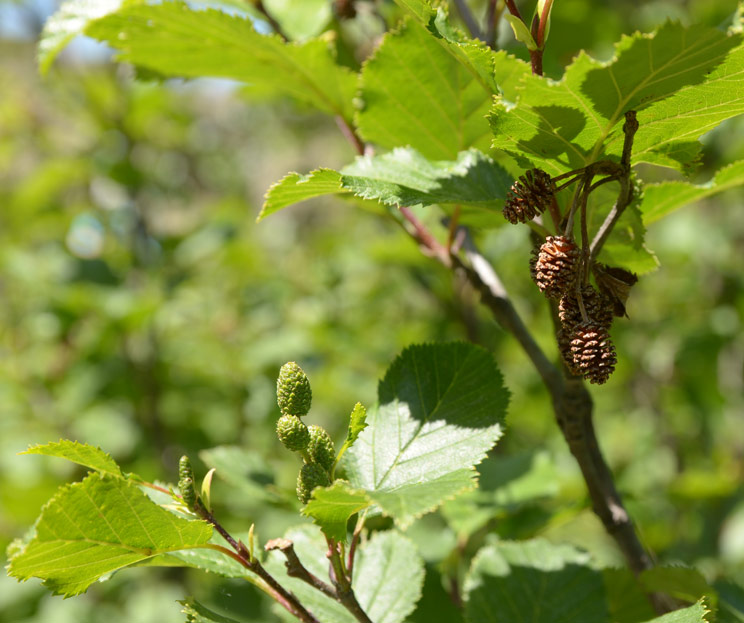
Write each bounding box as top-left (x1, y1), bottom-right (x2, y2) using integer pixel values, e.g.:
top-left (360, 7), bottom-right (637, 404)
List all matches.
top-left (1, 1), bottom-right (743, 622)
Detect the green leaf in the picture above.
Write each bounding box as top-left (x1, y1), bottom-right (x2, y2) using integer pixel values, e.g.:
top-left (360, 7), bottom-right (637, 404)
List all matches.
top-left (165, 536), bottom-right (249, 579)
top-left (259, 169), bottom-right (345, 221)
top-left (21, 440), bottom-right (123, 478)
top-left (489, 22), bottom-right (744, 174)
top-left (38, 0), bottom-right (133, 74)
top-left (598, 204), bottom-right (660, 275)
top-left (392, 2), bottom-right (530, 101)
top-left (639, 567), bottom-right (715, 605)
top-left (302, 481), bottom-right (370, 542)
top-left (463, 539), bottom-right (607, 623)
top-left (265, 526), bottom-right (424, 623)
top-left (8, 473), bottom-right (212, 596)
top-left (86, 2), bottom-right (357, 120)
top-left (640, 160), bottom-right (744, 224)
top-left (341, 148), bottom-right (511, 208)
top-left (391, 0), bottom-right (436, 23)
top-left (344, 342), bottom-right (508, 528)
top-left (504, 14), bottom-right (538, 51)
top-left (641, 599), bottom-right (710, 623)
top-left (263, 0), bottom-right (331, 41)
top-left (180, 598), bottom-right (243, 623)
top-left (259, 148), bottom-right (512, 220)
top-left (334, 402), bottom-right (368, 468)
top-left (357, 19), bottom-right (494, 159)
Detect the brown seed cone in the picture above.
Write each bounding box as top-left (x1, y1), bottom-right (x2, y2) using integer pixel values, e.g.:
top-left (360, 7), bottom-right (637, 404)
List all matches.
top-left (557, 328), bottom-right (582, 375)
top-left (569, 322), bottom-right (617, 385)
top-left (558, 285), bottom-right (614, 331)
top-left (503, 168), bottom-right (555, 224)
top-left (531, 236), bottom-right (580, 299)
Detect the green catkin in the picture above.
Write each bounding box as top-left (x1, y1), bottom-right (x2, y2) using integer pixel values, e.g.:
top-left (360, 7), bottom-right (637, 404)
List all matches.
top-left (277, 362), bottom-right (312, 417)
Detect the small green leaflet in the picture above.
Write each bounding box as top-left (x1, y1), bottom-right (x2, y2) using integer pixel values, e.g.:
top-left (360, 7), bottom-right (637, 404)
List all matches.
top-left (302, 481), bottom-right (370, 542)
top-left (640, 160), bottom-right (744, 224)
top-left (490, 22), bottom-right (744, 174)
top-left (343, 342), bottom-right (508, 528)
top-left (334, 402), bottom-right (368, 468)
top-left (21, 440), bottom-right (122, 477)
top-left (504, 14), bottom-right (538, 51)
top-left (265, 525), bottom-right (424, 623)
top-left (85, 2), bottom-right (357, 121)
top-left (258, 147), bottom-right (512, 221)
top-left (463, 539), bottom-right (607, 623)
top-left (8, 473), bottom-right (212, 596)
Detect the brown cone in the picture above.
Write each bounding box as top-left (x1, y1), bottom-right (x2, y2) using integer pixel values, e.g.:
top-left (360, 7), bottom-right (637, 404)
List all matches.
top-left (569, 322), bottom-right (617, 385)
top-left (532, 236), bottom-right (580, 299)
top-left (558, 285), bottom-right (614, 331)
top-left (503, 169), bottom-right (555, 224)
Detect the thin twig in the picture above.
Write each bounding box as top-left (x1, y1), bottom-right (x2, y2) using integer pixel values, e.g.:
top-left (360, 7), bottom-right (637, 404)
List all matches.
top-left (485, 0), bottom-right (502, 49)
top-left (196, 506), bottom-right (321, 623)
top-left (454, 236), bottom-right (564, 397)
top-left (255, 0), bottom-right (288, 40)
top-left (266, 539), bottom-right (337, 599)
top-left (503, 0), bottom-right (524, 21)
top-left (327, 539), bottom-right (374, 623)
top-left (588, 112), bottom-right (639, 263)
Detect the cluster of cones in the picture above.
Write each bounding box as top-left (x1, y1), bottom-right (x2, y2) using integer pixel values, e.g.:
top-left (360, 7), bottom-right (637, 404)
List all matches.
top-left (504, 169), bottom-right (636, 385)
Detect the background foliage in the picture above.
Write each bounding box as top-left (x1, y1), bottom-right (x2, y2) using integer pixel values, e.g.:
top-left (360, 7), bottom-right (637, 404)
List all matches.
top-left (1, 0), bottom-right (744, 621)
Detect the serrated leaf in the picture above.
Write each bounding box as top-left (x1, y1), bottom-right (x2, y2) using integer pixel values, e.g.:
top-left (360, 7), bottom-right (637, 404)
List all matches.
top-left (180, 598), bottom-right (243, 623)
top-left (85, 2), bottom-right (357, 120)
top-left (344, 343), bottom-right (507, 528)
top-left (463, 539), bottom-right (607, 623)
top-left (391, 0), bottom-right (436, 23)
top-left (265, 525), bottom-right (423, 623)
top-left (37, 0), bottom-right (132, 74)
top-left (640, 160), bottom-right (744, 224)
top-left (334, 403), bottom-right (368, 468)
top-left (490, 22), bottom-right (744, 174)
top-left (259, 148), bottom-right (512, 220)
top-left (357, 19), bottom-right (494, 158)
top-left (341, 148), bottom-right (512, 209)
top-left (641, 599), bottom-right (710, 623)
top-left (302, 481), bottom-right (371, 542)
top-left (259, 169), bottom-right (344, 221)
top-left (21, 440), bottom-right (123, 478)
top-left (8, 473), bottom-right (212, 596)
top-left (393, 2), bottom-right (530, 101)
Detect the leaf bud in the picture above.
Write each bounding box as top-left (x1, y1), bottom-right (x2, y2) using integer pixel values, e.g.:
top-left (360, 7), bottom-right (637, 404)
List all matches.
top-left (277, 362), bottom-right (312, 417)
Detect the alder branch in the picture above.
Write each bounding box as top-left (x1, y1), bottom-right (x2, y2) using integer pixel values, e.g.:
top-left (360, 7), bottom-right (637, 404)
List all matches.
top-left (197, 506), bottom-right (321, 623)
top-left (331, 102), bottom-right (664, 610)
